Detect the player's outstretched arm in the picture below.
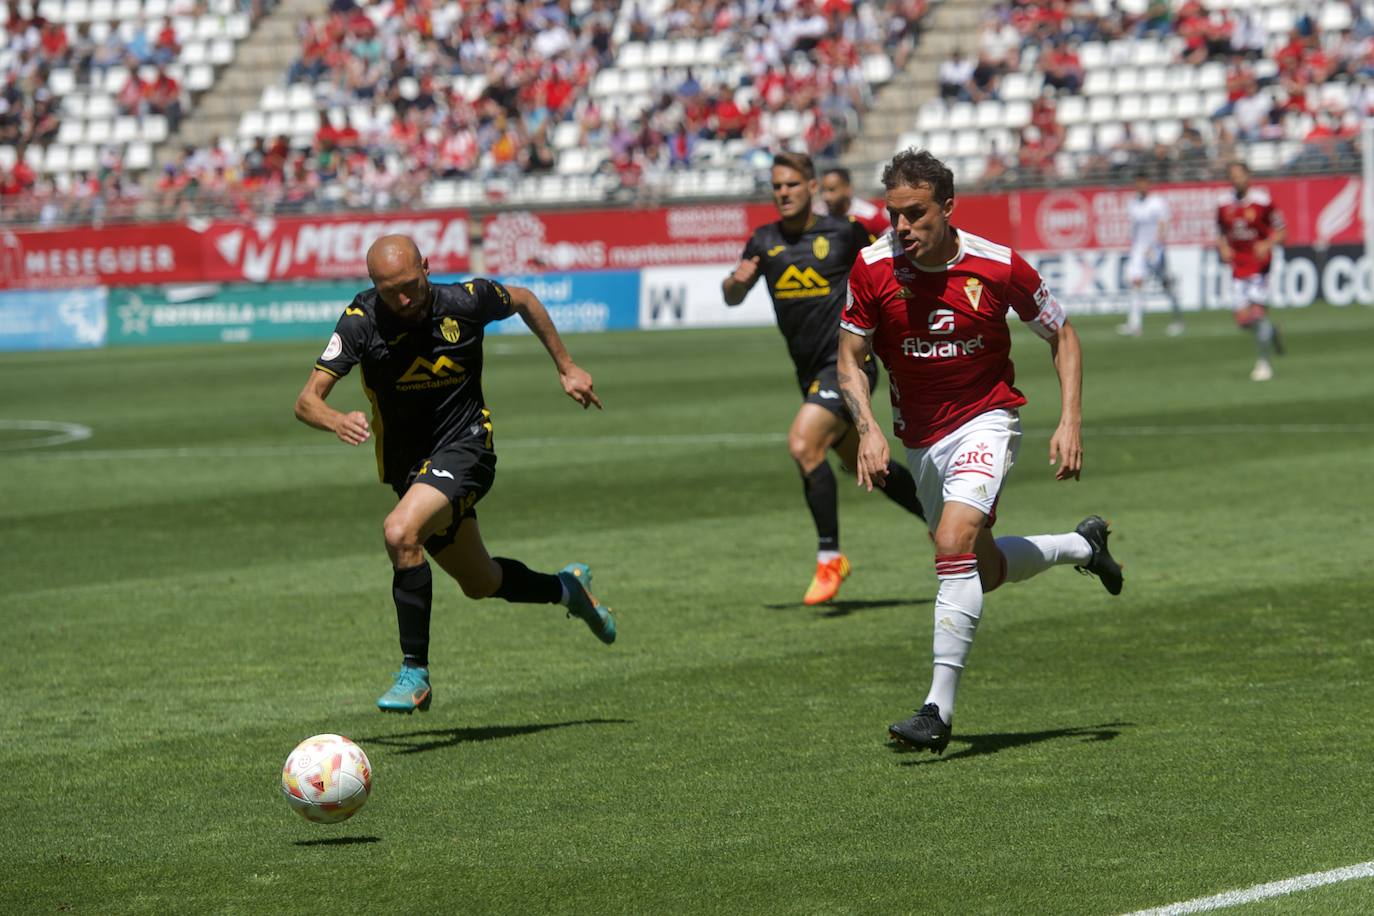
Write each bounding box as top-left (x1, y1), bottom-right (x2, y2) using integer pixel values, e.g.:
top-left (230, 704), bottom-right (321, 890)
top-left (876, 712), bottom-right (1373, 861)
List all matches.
top-left (508, 285), bottom-right (603, 410)
top-left (722, 255), bottom-right (760, 305)
top-left (837, 329), bottom-right (889, 491)
top-left (294, 369), bottom-right (371, 445)
top-left (1045, 321), bottom-right (1083, 481)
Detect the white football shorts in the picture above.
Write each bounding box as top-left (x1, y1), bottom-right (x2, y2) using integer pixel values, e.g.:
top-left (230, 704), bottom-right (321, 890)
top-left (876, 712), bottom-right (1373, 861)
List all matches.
top-left (905, 408), bottom-right (1021, 533)
top-left (1126, 245), bottom-right (1166, 284)
top-left (1232, 273), bottom-right (1270, 309)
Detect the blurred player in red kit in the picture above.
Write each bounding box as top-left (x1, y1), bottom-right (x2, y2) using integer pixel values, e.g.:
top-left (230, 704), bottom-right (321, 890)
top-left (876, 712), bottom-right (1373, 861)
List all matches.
top-left (836, 149), bottom-right (1124, 754)
top-left (1217, 160), bottom-right (1287, 381)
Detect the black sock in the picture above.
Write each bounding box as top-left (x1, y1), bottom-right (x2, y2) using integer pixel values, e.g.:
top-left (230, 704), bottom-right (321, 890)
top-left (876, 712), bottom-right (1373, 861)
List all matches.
top-left (880, 460), bottom-right (926, 520)
top-left (393, 563), bottom-right (432, 667)
top-left (491, 557), bottom-right (563, 604)
top-left (800, 461), bottom-right (839, 553)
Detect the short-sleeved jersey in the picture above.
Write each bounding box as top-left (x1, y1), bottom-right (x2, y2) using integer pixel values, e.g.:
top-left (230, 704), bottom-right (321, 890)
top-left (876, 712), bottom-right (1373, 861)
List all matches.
top-left (314, 278), bottom-right (513, 486)
top-left (1128, 192), bottom-right (1169, 252)
top-left (1218, 187), bottom-right (1285, 278)
top-left (742, 213), bottom-right (873, 386)
top-left (845, 196), bottom-right (891, 238)
top-left (841, 228), bottom-right (1067, 449)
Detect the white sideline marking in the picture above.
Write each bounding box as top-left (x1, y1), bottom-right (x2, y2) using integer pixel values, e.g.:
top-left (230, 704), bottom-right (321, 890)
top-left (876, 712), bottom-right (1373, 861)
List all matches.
top-left (0, 419), bottom-right (93, 451)
top-left (1125, 860), bottom-right (1374, 915)
top-left (2, 422), bottom-right (1373, 459)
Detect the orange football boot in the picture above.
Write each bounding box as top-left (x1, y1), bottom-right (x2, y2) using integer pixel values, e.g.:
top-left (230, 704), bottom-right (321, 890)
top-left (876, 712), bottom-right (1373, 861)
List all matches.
top-left (803, 555), bottom-right (851, 605)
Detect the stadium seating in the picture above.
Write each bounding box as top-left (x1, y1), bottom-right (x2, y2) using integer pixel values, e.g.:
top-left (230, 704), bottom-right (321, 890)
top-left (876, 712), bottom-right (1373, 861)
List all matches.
top-left (905, 0), bottom-right (1369, 185)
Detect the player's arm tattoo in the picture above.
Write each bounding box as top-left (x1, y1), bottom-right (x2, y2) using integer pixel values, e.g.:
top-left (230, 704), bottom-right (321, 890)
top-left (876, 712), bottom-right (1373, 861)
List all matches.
top-left (836, 366), bottom-right (871, 436)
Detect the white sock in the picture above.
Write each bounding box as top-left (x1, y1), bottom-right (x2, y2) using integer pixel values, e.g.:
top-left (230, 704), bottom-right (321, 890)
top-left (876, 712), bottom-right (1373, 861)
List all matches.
top-left (817, 550), bottom-right (841, 563)
top-left (996, 533), bottom-right (1091, 584)
top-left (1128, 287), bottom-right (1144, 329)
top-left (924, 554), bottom-right (982, 724)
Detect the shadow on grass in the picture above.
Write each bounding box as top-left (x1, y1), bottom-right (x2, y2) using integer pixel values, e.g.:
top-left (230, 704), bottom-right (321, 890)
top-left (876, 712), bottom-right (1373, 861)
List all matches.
top-left (359, 719), bottom-right (634, 755)
top-left (763, 597), bottom-right (932, 617)
top-left (895, 722), bottom-right (1132, 765)
top-left (293, 836), bottom-right (382, 847)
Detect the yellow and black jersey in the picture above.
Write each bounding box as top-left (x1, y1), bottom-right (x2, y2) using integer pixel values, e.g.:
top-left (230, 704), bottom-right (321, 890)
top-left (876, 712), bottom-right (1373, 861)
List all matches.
top-left (314, 278), bottom-right (511, 486)
top-left (742, 214), bottom-right (872, 387)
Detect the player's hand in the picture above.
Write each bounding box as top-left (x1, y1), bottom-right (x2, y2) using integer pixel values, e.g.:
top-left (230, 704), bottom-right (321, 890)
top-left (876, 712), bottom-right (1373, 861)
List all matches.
top-left (335, 410), bottom-right (370, 445)
top-left (1218, 247), bottom-right (1233, 264)
top-left (731, 256), bottom-right (760, 285)
top-left (1254, 240), bottom-right (1271, 259)
top-left (855, 428), bottom-right (891, 492)
top-left (1049, 421), bottom-right (1082, 481)
top-left (560, 364), bottom-right (603, 410)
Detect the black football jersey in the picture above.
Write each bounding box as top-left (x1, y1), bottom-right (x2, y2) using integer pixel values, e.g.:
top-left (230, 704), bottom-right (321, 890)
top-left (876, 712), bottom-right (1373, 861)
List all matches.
top-left (314, 279), bottom-right (513, 486)
top-left (741, 214), bottom-right (873, 385)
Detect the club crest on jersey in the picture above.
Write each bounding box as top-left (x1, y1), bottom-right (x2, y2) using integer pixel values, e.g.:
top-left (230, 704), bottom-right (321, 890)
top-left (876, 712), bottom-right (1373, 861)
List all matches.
top-left (963, 278), bottom-right (983, 310)
top-left (813, 236), bottom-right (830, 260)
top-left (440, 316), bottom-right (460, 343)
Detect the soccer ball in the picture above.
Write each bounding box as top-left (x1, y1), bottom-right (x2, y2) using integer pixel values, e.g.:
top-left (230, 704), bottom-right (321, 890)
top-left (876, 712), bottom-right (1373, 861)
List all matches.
top-left (280, 734), bottom-right (372, 824)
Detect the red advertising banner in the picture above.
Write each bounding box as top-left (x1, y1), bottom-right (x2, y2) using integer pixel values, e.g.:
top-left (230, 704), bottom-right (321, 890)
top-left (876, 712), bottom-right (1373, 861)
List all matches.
top-left (1004, 175), bottom-right (1362, 250)
top-left (482, 203), bottom-right (778, 273)
top-left (0, 211), bottom-right (471, 290)
top-left (1, 175), bottom-right (1363, 288)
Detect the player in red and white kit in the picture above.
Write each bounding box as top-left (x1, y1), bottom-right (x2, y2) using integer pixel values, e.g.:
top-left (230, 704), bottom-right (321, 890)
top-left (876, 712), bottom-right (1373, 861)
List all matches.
top-left (1217, 160), bottom-right (1287, 381)
top-left (821, 167), bottom-right (890, 237)
top-left (835, 149), bottom-right (1124, 754)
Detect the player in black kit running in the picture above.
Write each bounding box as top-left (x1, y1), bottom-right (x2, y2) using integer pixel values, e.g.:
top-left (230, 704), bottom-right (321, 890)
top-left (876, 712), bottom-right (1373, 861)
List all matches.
top-left (294, 235), bottom-right (616, 714)
top-left (722, 152), bottom-right (925, 605)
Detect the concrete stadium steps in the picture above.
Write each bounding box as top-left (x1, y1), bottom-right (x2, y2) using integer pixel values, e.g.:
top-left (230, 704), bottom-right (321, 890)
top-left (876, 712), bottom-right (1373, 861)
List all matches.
top-left (843, 0), bottom-right (997, 177)
top-left (151, 0), bottom-right (320, 167)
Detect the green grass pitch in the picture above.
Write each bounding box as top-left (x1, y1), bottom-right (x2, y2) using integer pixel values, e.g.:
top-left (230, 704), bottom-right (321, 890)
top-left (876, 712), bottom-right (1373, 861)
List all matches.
top-left (2, 305), bottom-right (1372, 914)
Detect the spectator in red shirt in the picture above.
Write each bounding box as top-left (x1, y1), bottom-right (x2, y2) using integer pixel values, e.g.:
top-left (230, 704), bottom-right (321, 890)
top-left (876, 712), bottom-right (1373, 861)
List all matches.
top-left (152, 18), bottom-right (180, 66)
top-left (146, 67), bottom-right (184, 131)
top-left (39, 21), bottom-right (69, 64)
top-left (1040, 40), bottom-right (1083, 94)
top-left (711, 86), bottom-right (747, 140)
top-left (116, 65), bottom-right (151, 116)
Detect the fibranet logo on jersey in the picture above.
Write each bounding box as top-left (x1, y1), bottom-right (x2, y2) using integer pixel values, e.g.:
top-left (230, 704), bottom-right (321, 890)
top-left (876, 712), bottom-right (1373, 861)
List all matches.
top-left (901, 335), bottom-right (986, 358)
top-left (773, 265), bottom-right (829, 299)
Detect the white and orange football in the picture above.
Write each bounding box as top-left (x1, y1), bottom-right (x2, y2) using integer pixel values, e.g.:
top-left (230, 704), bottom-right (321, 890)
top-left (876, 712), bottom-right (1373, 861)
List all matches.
top-left (280, 734), bottom-right (372, 824)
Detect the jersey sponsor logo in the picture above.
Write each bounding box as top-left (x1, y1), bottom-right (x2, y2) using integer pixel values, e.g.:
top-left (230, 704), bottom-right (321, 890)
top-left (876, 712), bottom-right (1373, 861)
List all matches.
top-left (397, 354), bottom-right (465, 390)
top-left (766, 245), bottom-right (786, 257)
top-left (901, 335), bottom-right (986, 358)
top-left (773, 265), bottom-right (830, 299)
top-left (963, 278), bottom-right (983, 310)
top-left (813, 235), bottom-right (829, 260)
top-left (321, 332), bottom-right (342, 361)
top-left (928, 308), bottom-right (956, 335)
top-left (440, 316), bottom-right (460, 343)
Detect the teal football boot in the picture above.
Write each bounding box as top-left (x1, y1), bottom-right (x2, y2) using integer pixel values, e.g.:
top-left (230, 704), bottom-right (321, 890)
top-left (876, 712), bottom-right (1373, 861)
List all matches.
top-left (558, 563), bottom-right (616, 645)
top-left (377, 664), bottom-right (432, 713)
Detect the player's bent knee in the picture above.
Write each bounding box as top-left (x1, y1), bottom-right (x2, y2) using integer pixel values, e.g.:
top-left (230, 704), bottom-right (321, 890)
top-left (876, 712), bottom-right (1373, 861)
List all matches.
top-left (382, 515), bottom-right (423, 555)
top-left (788, 437), bottom-right (826, 470)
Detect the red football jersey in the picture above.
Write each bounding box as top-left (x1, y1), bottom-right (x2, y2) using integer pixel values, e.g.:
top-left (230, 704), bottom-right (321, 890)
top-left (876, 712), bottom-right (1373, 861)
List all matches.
top-left (1217, 187), bottom-right (1285, 278)
top-left (842, 229), bottom-right (1067, 449)
top-left (847, 196), bottom-right (891, 239)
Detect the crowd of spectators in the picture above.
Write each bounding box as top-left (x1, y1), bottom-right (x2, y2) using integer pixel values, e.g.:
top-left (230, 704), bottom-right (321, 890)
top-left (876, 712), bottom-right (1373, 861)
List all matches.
top-left (935, 0), bottom-right (1374, 187)
top-left (0, 0), bottom-right (270, 222)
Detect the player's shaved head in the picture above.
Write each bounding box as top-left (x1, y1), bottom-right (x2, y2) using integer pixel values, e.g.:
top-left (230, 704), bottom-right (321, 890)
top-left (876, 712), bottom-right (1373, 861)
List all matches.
top-left (366, 234), bottom-right (423, 284)
top-left (366, 234), bottom-right (432, 324)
